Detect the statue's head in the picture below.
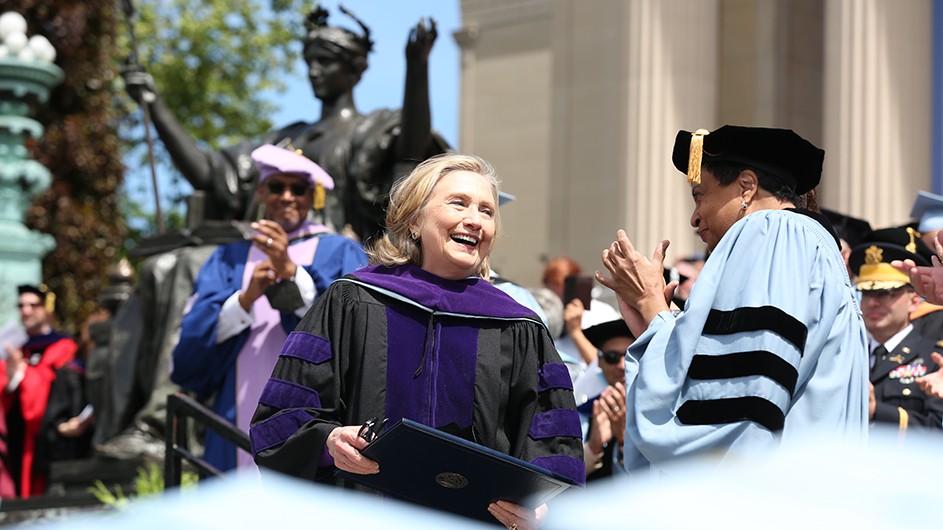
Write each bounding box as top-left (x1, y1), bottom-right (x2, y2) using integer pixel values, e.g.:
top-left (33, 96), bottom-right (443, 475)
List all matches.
top-left (303, 5), bottom-right (373, 77)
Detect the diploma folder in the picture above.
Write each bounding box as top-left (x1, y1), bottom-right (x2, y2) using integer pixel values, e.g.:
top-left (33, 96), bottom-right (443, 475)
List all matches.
top-left (336, 418), bottom-right (576, 523)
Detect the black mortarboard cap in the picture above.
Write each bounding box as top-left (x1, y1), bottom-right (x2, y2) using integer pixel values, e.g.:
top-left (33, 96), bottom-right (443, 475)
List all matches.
top-left (849, 227), bottom-right (932, 290)
top-left (582, 319), bottom-right (634, 349)
top-left (821, 208), bottom-right (873, 248)
top-left (672, 125), bottom-right (825, 195)
top-left (17, 284), bottom-right (55, 312)
top-left (17, 284), bottom-right (45, 299)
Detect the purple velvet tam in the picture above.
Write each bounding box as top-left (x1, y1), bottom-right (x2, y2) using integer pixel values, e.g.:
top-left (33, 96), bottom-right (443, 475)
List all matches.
top-left (250, 144), bottom-right (335, 189)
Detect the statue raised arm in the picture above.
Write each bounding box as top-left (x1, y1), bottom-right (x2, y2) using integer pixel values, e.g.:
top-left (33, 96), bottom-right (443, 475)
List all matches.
top-left (122, 6), bottom-right (449, 241)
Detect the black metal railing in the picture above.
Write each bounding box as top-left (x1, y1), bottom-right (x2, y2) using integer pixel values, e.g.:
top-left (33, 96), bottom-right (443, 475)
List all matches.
top-left (164, 392), bottom-right (250, 489)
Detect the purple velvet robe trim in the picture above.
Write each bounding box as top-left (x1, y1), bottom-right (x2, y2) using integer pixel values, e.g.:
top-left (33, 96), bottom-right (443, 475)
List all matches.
top-left (528, 409), bottom-right (582, 440)
top-left (250, 409), bottom-right (314, 454)
top-left (538, 363), bottom-right (573, 393)
top-left (319, 447), bottom-right (334, 468)
top-left (385, 304), bottom-right (478, 430)
top-left (280, 331), bottom-right (332, 364)
top-left (258, 378), bottom-right (322, 410)
top-left (531, 455), bottom-right (586, 487)
top-left (349, 264), bottom-right (538, 319)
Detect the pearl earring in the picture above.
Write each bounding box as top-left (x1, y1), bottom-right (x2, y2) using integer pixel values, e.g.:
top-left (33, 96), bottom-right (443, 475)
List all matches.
top-left (740, 200), bottom-right (748, 210)
top-left (410, 232), bottom-right (419, 241)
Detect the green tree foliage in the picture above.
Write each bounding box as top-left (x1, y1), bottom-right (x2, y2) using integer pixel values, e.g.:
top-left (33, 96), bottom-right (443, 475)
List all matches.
top-left (0, 0), bottom-right (307, 330)
top-left (121, 0), bottom-right (308, 237)
top-left (123, 0), bottom-right (307, 151)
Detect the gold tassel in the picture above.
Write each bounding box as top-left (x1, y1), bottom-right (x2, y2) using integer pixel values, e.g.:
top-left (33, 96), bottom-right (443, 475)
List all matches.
top-left (39, 284), bottom-right (55, 313)
top-left (313, 181), bottom-right (326, 210)
top-left (688, 128), bottom-right (711, 185)
top-left (905, 227), bottom-right (919, 254)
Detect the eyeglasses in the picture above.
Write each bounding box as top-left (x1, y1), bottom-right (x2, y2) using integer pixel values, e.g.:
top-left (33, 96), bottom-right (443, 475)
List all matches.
top-left (358, 416), bottom-right (388, 443)
top-left (599, 350), bottom-right (624, 365)
top-left (266, 181), bottom-right (310, 197)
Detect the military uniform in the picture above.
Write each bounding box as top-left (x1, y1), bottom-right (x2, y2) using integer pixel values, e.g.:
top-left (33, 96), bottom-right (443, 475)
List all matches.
top-left (850, 227), bottom-right (943, 432)
top-left (870, 332), bottom-right (943, 430)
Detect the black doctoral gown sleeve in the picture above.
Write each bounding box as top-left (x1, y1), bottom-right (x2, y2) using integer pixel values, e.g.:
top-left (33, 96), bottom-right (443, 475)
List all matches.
top-left (249, 280), bottom-right (385, 482)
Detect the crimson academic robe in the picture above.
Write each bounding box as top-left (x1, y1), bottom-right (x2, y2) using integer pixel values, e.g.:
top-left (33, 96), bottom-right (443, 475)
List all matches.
top-left (250, 264), bottom-right (585, 490)
top-left (0, 332), bottom-right (77, 497)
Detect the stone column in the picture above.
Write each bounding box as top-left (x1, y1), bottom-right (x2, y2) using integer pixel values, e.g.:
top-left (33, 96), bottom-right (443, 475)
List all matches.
top-left (822, 0), bottom-right (932, 227)
top-left (622, 0), bottom-right (720, 260)
top-left (0, 13), bottom-right (62, 324)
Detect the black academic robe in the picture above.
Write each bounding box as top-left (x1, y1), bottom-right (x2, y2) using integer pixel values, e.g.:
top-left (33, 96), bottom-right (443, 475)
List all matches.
top-left (250, 264), bottom-right (585, 488)
top-left (911, 305), bottom-right (943, 343)
top-left (871, 330), bottom-right (943, 430)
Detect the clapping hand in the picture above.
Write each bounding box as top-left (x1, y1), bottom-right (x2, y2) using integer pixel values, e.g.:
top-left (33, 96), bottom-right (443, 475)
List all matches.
top-left (250, 220), bottom-right (297, 281)
top-left (892, 230), bottom-right (943, 305)
top-left (916, 352), bottom-right (943, 399)
top-left (596, 230), bottom-right (674, 336)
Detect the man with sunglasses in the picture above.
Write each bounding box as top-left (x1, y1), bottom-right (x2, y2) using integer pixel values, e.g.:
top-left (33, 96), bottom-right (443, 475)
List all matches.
top-left (572, 318), bottom-right (634, 481)
top-left (850, 227), bottom-right (943, 432)
top-left (0, 284), bottom-right (77, 497)
top-left (171, 144), bottom-right (367, 472)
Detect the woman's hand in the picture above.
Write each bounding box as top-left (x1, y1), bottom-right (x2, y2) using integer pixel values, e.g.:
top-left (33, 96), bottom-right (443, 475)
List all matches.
top-left (488, 501), bottom-right (547, 530)
top-left (596, 230), bottom-right (671, 335)
top-left (326, 426), bottom-right (379, 475)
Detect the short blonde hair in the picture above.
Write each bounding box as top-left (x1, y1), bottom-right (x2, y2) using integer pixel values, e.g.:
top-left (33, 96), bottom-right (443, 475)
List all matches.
top-left (368, 153), bottom-right (501, 279)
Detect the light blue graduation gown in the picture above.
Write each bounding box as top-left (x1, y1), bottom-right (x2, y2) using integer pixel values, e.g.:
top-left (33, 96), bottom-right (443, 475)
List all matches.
top-left (623, 209), bottom-right (869, 474)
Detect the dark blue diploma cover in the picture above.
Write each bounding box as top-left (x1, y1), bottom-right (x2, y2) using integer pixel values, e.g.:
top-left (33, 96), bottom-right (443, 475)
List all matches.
top-left (336, 419), bottom-right (575, 523)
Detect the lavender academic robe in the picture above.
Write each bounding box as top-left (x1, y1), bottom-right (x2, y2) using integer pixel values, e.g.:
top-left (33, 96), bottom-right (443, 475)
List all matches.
top-left (171, 231), bottom-right (367, 471)
top-left (249, 264), bottom-right (585, 488)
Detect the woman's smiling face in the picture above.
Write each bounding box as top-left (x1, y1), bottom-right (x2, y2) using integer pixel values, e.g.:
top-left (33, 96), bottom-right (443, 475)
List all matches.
top-left (412, 170), bottom-right (497, 280)
top-left (689, 169), bottom-right (745, 252)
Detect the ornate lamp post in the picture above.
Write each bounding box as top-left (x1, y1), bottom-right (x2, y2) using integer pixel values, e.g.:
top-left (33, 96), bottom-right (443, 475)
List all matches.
top-left (0, 11), bottom-right (62, 324)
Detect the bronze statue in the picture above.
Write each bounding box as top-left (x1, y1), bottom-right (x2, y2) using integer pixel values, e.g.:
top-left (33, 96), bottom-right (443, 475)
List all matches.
top-left (95, 7), bottom-right (448, 462)
top-left (122, 6), bottom-right (448, 242)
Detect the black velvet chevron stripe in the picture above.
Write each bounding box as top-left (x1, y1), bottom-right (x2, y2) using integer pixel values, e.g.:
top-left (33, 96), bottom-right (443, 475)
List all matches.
top-left (688, 351), bottom-right (799, 396)
top-left (676, 396), bottom-right (785, 432)
top-left (703, 306), bottom-right (807, 354)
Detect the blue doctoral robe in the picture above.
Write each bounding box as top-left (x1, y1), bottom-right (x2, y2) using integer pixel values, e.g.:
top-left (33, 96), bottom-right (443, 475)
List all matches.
top-left (171, 233), bottom-right (367, 471)
top-left (623, 209), bottom-right (869, 473)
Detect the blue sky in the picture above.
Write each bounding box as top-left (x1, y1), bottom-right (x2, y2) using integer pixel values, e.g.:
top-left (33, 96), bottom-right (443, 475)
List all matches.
top-left (127, 0), bottom-right (461, 226)
top-left (270, 0), bottom-right (461, 145)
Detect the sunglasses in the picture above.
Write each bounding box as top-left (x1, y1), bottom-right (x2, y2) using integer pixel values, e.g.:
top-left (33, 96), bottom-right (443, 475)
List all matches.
top-left (599, 350), bottom-right (624, 364)
top-left (266, 181), bottom-right (310, 197)
top-left (358, 416), bottom-right (389, 443)
top-left (860, 286), bottom-right (912, 302)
